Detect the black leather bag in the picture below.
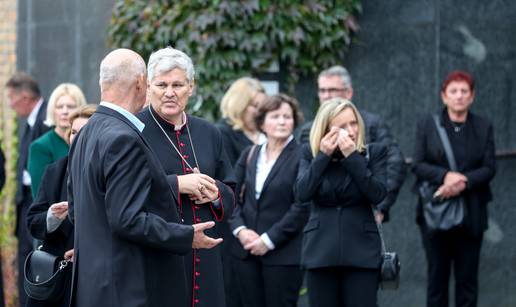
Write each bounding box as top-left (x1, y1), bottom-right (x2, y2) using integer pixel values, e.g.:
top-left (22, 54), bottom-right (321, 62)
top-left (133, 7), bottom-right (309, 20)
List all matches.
top-left (418, 114), bottom-right (466, 231)
top-left (24, 248), bottom-right (71, 301)
top-left (380, 251), bottom-right (401, 290)
top-left (419, 181), bottom-right (465, 231)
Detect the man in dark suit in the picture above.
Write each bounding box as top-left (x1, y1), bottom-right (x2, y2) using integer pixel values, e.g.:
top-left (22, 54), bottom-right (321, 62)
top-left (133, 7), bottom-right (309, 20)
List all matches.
top-left (297, 65), bottom-right (406, 223)
top-left (67, 48), bottom-right (222, 307)
top-left (5, 72), bottom-right (49, 306)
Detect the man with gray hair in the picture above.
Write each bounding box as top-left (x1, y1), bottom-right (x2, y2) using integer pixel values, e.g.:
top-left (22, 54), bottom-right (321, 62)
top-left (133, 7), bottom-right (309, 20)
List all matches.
top-left (297, 65), bottom-right (406, 222)
top-left (68, 48), bottom-right (222, 307)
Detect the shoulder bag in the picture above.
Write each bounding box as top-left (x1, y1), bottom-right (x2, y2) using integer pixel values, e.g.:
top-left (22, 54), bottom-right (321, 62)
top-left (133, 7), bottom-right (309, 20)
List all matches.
top-left (418, 114), bottom-right (466, 231)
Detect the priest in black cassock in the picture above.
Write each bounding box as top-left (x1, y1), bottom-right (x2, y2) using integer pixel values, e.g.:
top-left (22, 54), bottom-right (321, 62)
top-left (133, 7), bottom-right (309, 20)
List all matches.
top-left (138, 47), bottom-right (236, 307)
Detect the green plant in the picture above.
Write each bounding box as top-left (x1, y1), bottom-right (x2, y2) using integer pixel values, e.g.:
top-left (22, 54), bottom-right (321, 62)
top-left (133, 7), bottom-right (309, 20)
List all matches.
top-left (109, 0), bottom-right (361, 120)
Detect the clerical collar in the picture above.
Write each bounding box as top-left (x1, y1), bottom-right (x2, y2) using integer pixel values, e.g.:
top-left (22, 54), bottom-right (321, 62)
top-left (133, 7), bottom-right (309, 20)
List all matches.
top-left (151, 106), bottom-right (188, 131)
top-left (27, 98), bottom-right (43, 127)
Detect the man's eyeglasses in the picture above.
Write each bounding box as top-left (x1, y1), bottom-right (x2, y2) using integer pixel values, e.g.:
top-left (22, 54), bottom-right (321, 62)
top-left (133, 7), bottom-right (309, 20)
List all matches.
top-left (318, 87), bottom-right (348, 95)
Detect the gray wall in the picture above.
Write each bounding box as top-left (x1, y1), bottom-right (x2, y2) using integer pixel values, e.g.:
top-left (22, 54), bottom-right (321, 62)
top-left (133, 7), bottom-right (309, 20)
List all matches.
top-left (17, 0), bottom-right (115, 104)
top-left (340, 1), bottom-right (515, 306)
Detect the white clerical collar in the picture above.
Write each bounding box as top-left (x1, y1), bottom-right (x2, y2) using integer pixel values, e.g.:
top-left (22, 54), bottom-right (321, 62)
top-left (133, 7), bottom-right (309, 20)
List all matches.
top-left (173, 112), bottom-right (188, 131)
top-left (27, 98), bottom-right (43, 127)
top-left (100, 101), bottom-right (145, 132)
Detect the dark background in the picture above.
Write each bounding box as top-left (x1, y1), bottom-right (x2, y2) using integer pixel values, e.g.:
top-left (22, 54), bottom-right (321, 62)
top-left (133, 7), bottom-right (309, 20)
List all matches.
top-left (17, 0), bottom-right (516, 306)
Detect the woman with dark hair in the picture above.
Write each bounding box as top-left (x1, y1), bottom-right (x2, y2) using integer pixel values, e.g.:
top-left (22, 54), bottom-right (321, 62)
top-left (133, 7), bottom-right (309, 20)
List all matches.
top-left (229, 94), bottom-right (309, 307)
top-left (26, 104), bottom-right (97, 307)
top-left (413, 70), bottom-right (496, 307)
top-left (295, 98), bottom-right (387, 307)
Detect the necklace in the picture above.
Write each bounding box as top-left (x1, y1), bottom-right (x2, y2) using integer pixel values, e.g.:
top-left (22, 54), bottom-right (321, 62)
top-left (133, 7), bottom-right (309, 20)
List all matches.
top-left (148, 105), bottom-right (201, 171)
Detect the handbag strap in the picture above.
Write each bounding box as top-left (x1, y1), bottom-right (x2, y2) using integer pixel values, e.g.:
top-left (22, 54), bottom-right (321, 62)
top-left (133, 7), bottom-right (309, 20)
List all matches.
top-left (365, 146), bottom-right (387, 254)
top-left (432, 114), bottom-right (458, 171)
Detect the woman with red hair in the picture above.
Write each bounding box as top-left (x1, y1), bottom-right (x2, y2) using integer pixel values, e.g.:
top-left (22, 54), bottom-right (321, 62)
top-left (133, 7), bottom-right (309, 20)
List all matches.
top-left (413, 71), bottom-right (496, 307)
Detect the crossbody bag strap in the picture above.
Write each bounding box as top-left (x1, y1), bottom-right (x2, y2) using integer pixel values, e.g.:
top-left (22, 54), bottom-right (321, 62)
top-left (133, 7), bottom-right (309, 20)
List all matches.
top-left (366, 145), bottom-right (388, 254)
top-left (432, 114), bottom-right (458, 171)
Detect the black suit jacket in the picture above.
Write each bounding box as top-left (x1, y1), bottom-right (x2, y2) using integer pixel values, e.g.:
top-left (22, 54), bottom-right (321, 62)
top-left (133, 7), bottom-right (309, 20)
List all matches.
top-left (295, 143), bottom-right (387, 270)
top-left (16, 100), bottom-right (49, 205)
top-left (229, 140), bottom-right (310, 265)
top-left (216, 119), bottom-right (253, 167)
top-left (412, 110), bottom-right (496, 236)
top-left (68, 105), bottom-right (194, 307)
top-left (27, 157), bottom-right (73, 256)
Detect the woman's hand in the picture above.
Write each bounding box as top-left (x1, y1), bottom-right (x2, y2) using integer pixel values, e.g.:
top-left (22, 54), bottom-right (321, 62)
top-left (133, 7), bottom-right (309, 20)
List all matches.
top-left (435, 172), bottom-right (468, 199)
top-left (237, 228), bottom-right (260, 247)
top-left (244, 237), bottom-right (269, 256)
top-left (50, 201), bottom-right (69, 220)
top-left (320, 127), bottom-right (340, 156)
top-left (178, 170), bottom-right (218, 200)
top-left (337, 130), bottom-right (356, 157)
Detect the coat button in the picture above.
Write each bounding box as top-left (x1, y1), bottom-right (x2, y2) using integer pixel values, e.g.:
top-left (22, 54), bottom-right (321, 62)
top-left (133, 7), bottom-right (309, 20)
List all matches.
top-left (195, 257), bottom-right (201, 263)
top-left (195, 271), bottom-right (200, 277)
top-left (194, 299), bottom-right (199, 304)
top-left (195, 217), bottom-right (201, 223)
top-left (180, 142), bottom-right (185, 147)
top-left (183, 154), bottom-right (189, 159)
top-left (194, 284), bottom-right (200, 290)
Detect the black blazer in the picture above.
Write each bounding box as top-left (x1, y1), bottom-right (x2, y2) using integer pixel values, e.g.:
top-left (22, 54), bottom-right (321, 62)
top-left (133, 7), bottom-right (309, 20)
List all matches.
top-left (412, 110), bottom-right (496, 236)
top-left (229, 140), bottom-right (310, 265)
top-left (216, 119), bottom-right (253, 166)
top-left (27, 157), bottom-right (73, 256)
top-left (68, 106), bottom-right (194, 307)
top-left (295, 143), bottom-right (387, 270)
top-left (16, 99), bottom-right (50, 206)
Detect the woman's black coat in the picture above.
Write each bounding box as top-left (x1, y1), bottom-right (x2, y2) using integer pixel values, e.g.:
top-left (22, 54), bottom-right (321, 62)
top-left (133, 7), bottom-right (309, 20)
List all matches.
top-left (295, 143), bottom-right (387, 270)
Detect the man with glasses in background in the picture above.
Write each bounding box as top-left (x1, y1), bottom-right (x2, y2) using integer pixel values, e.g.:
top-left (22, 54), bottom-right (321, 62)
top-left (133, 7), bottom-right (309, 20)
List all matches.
top-left (297, 65), bottom-right (406, 223)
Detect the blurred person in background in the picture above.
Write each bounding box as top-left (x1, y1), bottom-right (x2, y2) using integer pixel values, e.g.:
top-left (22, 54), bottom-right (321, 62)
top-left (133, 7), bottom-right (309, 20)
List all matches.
top-left (28, 83), bottom-right (87, 198)
top-left (229, 94), bottom-right (309, 307)
top-left (413, 70), bottom-right (496, 307)
top-left (295, 98), bottom-right (387, 307)
top-left (26, 104), bottom-right (97, 307)
top-left (217, 77), bottom-right (267, 165)
top-left (5, 72), bottom-right (49, 307)
top-left (138, 47), bottom-right (235, 307)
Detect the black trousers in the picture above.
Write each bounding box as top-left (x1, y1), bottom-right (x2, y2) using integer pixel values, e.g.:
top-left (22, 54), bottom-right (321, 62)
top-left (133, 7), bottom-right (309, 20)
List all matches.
top-left (306, 266), bottom-right (379, 307)
top-left (221, 223), bottom-right (243, 307)
top-left (420, 226), bottom-right (483, 307)
top-left (234, 256), bottom-right (303, 307)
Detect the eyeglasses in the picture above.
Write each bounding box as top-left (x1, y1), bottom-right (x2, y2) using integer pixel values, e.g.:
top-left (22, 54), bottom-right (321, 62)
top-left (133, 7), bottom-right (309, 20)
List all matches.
top-left (318, 87), bottom-right (348, 95)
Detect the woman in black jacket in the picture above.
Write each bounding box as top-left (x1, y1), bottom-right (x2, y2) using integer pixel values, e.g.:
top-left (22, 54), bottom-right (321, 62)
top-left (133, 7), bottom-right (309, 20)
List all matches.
top-left (26, 104), bottom-right (97, 307)
top-left (413, 71), bottom-right (496, 307)
top-left (295, 98), bottom-right (387, 307)
top-left (229, 94), bottom-right (309, 307)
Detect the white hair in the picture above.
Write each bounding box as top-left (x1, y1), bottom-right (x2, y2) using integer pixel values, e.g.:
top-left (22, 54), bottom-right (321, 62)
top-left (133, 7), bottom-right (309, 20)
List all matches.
top-left (147, 47), bottom-right (195, 82)
top-left (319, 65), bottom-right (353, 89)
top-left (99, 55), bottom-right (146, 91)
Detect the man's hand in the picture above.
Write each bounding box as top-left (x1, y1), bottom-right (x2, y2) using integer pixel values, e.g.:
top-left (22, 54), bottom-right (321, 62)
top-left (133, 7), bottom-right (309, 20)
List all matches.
top-left (192, 221), bottom-right (223, 249)
top-left (50, 201), bottom-right (69, 220)
top-left (178, 172), bottom-right (218, 200)
top-left (64, 249), bottom-right (74, 262)
top-left (374, 211), bottom-right (384, 224)
top-left (244, 237), bottom-right (269, 256)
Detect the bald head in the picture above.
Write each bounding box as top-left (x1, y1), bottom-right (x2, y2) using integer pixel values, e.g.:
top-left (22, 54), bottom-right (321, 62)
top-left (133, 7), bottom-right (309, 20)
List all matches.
top-left (99, 49), bottom-right (146, 91)
top-left (99, 49), bottom-right (147, 113)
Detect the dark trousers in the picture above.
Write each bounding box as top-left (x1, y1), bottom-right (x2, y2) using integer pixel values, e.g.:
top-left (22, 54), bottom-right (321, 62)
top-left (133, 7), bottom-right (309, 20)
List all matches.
top-left (221, 223), bottom-right (243, 307)
top-left (234, 256), bottom-right (303, 307)
top-left (16, 200), bottom-right (33, 307)
top-left (420, 226), bottom-right (483, 307)
top-left (306, 266), bottom-right (379, 307)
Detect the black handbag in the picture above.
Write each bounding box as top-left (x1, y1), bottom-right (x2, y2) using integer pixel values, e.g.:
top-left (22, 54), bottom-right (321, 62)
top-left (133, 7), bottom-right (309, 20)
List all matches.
top-left (418, 114), bottom-right (466, 231)
top-left (24, 247), bottom-right (71, 301)
top-left (374, 217), bottom-right (401, 290)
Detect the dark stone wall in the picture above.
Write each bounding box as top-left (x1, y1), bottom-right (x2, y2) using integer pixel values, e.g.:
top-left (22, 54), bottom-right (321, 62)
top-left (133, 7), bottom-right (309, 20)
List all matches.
top-left (16, 0), bottom-right (115, 104)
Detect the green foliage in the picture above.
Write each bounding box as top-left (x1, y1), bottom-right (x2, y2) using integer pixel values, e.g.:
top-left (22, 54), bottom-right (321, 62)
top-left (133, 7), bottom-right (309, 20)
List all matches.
top-left (108, 0), bottom-right (361, 120)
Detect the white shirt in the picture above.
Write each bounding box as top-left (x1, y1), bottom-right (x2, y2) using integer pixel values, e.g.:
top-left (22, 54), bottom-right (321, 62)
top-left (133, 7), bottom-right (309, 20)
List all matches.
top-left (100, 101), bottom-right (145, 132)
